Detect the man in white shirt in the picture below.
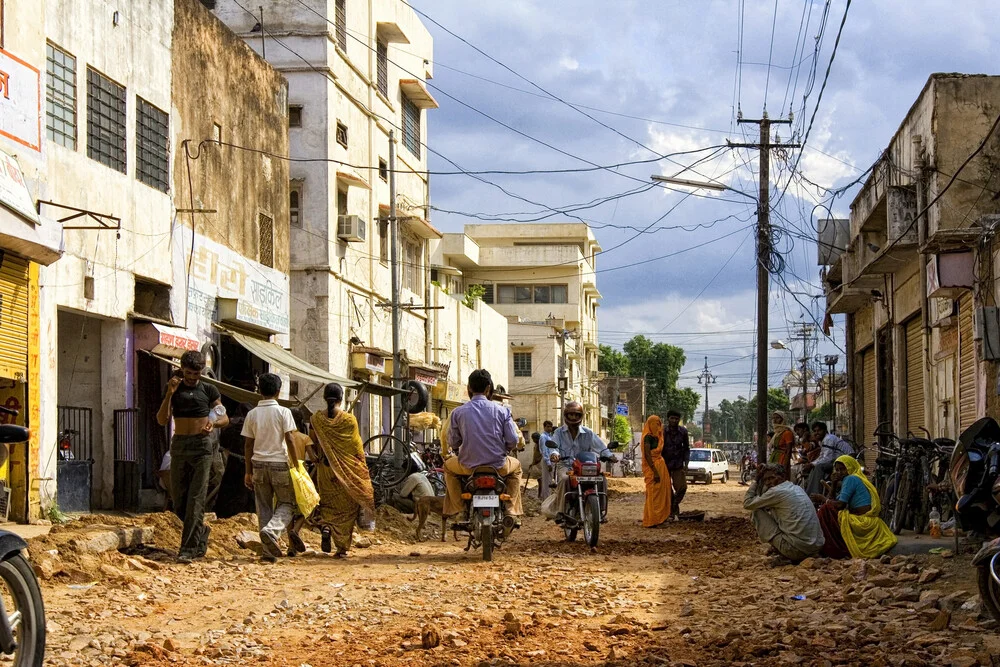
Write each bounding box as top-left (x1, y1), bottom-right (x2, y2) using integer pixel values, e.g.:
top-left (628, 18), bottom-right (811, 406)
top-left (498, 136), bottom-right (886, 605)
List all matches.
top-left (744, 464), bottom-right (825, 563)
top-left (242, 373), bottom-right (299, 562)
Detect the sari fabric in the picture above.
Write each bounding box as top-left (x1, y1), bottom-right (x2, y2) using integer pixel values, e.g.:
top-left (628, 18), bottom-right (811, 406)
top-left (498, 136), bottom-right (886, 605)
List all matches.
top-left (641, 416), bottom-right (671, 528)
top-left (309, 411), bottom-right (375, 551)
top-left (835, 455), bottom-right (897, 558)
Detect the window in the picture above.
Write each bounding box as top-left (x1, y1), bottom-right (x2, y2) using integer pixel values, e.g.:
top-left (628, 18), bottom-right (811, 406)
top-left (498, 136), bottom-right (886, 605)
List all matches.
top-left (337, 189), bottom-right (348, 217)
top-left (496, 284), bottom-right (568, 304)
top-left (46, 43), bottom-right (77, 149)
top-left (403, 240), bottom-right (420, 292)
top-left (482, 284), bottom-right (494, 304)
top-left (212, 123), bottom-right (222, 143)
top-left (513, 352), bottom-right (532, 378)
top-left (86, 67), bottom-right (126, 172)
top-left (379, 158), bottom-right (388, 182)
top-left (335, 0), bottom-right (347, 52)
top-left (336, 121), bottom-right (348, 148)
top-left (136, 97), bottom-right (169, 192)
top-left (258, 213), bottom-right (274, 267)
top-left (376, 39), bottom-right (388, 97)
top-left (402, 96), bottom-right (420, 158)
top-left (379, 221), bottom-right (388, 264)
top-left (289, 185), bottom-right (301, 228)
top-left (288, 105), bottom-right (302, 127)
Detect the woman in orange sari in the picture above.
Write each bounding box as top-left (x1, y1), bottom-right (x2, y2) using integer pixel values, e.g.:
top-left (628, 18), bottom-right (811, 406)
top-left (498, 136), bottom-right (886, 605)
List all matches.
top-left (642, 415), bottom-right (672, 528)
top-left (309, 383), bottom-right (375, 557)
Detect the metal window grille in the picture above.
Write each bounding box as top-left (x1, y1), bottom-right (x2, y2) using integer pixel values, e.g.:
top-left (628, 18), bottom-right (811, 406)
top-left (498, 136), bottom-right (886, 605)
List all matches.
top-left (136, 97), bottom-right (169, 192)
top-left (513, 352), bottom-right (532, 377)
top-left (86, 67), bottom-right (126, 172)
top-left (335, 0), bottom-right (347, 51)
top-left (481, 283), bottom-right (494, 303)
top-left (290, 187), bottom-right (301, 227)
top-left (402, 96), bottom-right (420, 158)
top-left (258, 213), bottom-right (274, 267)
top-left (57, 405), bottom-right (93, 461)
top-left (336, 121), bottom-right (348, 148)
top-left (46, 42), bottom-right (77, 149)
top-left (376, 40), bottom-right (388, 97)
top-left (113, 408), bottom-right (140, 512)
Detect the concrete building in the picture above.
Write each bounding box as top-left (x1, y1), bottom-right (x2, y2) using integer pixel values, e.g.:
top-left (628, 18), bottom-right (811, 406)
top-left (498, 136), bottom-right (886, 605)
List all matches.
top-left (212, 0), bottom-right (466, 441)
top-left (434, 223), bottom-right (603, 436)
top-left (820, 74), bottom-right (1000, 466)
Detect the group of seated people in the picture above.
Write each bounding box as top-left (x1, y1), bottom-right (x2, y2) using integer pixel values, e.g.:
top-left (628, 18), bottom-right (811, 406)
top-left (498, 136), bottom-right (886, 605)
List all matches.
top-left (744, 453), bottom-right (897, 564)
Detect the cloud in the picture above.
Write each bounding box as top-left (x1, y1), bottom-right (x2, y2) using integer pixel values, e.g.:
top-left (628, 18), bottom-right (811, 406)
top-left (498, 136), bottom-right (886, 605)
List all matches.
top-left (558, 56), bottom-right (579, 71)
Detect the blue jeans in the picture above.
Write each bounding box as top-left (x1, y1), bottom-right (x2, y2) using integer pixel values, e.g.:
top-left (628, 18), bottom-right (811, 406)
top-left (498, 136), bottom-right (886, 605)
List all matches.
top-left (253, 462), bottom-right (296, 544)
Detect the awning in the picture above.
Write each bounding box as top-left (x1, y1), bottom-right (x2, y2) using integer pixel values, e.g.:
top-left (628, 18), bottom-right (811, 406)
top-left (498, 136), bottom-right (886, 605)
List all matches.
top-left (134, 322), bottom-right (202, 358)
top-left (399, 79), bottom-right (439, 109)
top-left (144, 351), bottom-right (299, 408)
top-left (219, 325), bottom-right (360, 388)
top-left (336, 169), bottom-right (370, 190)
top-left (0, 151), bottom-right (63, 266)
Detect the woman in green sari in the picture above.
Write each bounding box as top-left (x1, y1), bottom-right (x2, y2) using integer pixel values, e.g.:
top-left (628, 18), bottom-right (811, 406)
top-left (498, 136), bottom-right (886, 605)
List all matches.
top-left (309, 383), bottom-right (375, 557)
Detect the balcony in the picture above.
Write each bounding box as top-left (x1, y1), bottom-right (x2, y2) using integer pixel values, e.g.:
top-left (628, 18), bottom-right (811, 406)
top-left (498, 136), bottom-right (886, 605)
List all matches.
top-left (823, 255), bottom-right (882, 315)
top-left (439, 233), bottom-right (480, 269)
top-left (847, 185), bottom-right (919, 279)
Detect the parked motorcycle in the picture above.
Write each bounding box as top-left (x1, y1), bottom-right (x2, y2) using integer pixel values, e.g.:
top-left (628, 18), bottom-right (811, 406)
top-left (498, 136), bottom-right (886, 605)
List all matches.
top-left (950, 417), bottom-right (1000, 621)
top-left (558, 452), bottom-right (613, 548)
top-left (455, 466), bottom-right (515, 562)
top-left (0, 405), bottom-right (46, 666)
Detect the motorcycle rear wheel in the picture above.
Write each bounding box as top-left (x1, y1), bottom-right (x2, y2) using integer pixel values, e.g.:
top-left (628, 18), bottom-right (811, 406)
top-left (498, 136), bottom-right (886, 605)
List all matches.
top-left (978, 560), bottom-right (1000, 623)
top-left (584, 494), bottom-right (600, 548)
top-left (481, 525), bottom-right (493, 562)
top-left (0, 553), bottom-right (45, 666)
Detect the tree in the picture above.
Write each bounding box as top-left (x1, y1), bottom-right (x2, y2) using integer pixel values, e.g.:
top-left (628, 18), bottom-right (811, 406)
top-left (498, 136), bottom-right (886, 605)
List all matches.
top-left (620, 335), bottom-right (695, 421)
top-left (745, 388), bottom-right (792, 436)
top-left (686, 422), bottom-right (703, 442)
top-left (611, 415), bottom-right (631, 446)
top-left (598, 344), bottom-right (630, 376)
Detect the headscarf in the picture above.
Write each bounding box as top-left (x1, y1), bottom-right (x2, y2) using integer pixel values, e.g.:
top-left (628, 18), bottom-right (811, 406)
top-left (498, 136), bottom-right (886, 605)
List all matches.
top-left (834, 454), bottom-right (897, 558)
top-left (641, 415), bottom-right (664, 453)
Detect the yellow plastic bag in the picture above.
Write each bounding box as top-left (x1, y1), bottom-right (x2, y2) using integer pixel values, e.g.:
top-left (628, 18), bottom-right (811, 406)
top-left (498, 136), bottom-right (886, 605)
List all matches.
top-left (289, 461), bottom-right (320, 517)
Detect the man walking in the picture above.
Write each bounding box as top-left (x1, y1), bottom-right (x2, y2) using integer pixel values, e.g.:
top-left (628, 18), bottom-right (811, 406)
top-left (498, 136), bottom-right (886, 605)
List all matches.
top-left (662, 410), bottom-right (690, 519)
top-left (538, 420), bottom-right (556, 499)
top-left (156, 350), bottom-right (229, 563)
top-left (242, 373), bottom-right (299, 563)
top-left (442, 369), bottom-right (524, 525)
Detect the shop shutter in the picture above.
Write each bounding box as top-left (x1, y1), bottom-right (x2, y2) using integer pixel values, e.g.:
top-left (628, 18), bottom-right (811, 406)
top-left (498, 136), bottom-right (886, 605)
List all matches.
top-left (0, 256), bottom-right (29, 381)
top-left (958, 294), bottom-right (976, 431)
top-left (862, 348), bottom-right (877, 471)
top-left (905, 317), bottom-right (925, 436)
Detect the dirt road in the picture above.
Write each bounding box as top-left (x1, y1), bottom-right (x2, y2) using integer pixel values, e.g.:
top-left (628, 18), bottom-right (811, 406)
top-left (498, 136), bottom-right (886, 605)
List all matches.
top-left (36, 478), bottom-right (999, 666)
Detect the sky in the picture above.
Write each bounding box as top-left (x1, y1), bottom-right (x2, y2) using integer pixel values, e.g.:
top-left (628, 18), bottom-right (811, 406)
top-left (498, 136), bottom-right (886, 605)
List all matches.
top-left (410, 0), bottom-right (1000, 411)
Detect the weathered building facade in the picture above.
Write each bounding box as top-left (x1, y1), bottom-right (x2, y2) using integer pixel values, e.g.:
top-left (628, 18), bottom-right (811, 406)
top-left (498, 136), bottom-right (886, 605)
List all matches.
top-left (821, 74), bottom-right (1000, 466)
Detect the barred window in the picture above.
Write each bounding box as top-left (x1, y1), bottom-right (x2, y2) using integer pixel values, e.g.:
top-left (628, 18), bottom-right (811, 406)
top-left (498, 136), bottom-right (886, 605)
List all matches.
top-left (376, 40), bottom-right (388, 97)
top-left (336, 121), bottom-right (348, 148)
top-left (136, 97), bottom-right (169, 192)
top-left (513, 353), bottom-right (532, 378)
top-left (289, 185), bottom-right (301, 228)
top-left (402, 96), bottom-right (420, 158)
top-left (86, 67), bottom-right (126, 172)
top-left (46, 43), bottom-right (77, 149)
top-left (335, 0), bottom-right (347, 52)
top-left (258, 213), bottom-right (274, 268)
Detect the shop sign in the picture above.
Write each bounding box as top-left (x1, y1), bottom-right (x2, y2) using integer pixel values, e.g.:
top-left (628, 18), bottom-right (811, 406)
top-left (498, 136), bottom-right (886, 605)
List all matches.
top-left (413, 371), bottom-right (438, 387)
top-left (365, 353), bottom-right (385, 374)
top-left (0, 49), bottom-right (40, 151)
top-left (0, 150), bottom-right (38, 224)
top-left (174, 231), bottom-right (289, 336)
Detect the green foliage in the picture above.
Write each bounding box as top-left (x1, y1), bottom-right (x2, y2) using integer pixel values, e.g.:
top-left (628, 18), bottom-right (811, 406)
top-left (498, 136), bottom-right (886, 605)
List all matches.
top-left (686, 422), bottom-right (703, 442)
top-left (462, 283), bottom-right (485, 309)
top-left (598, 344), bottom-right (630, 376)
top-left (431, 280), bottom-right (449, 295)
top-left (809, 400), bottom-right (834, 423)
top-left (611, 415), bottom-right (632, 446)
top-left (45, 503), bottom-right (69, 524)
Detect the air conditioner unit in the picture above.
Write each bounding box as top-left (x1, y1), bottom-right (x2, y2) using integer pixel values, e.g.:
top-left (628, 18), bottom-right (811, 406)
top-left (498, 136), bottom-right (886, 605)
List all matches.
top-left (337, 215), bottom-right (366, 242)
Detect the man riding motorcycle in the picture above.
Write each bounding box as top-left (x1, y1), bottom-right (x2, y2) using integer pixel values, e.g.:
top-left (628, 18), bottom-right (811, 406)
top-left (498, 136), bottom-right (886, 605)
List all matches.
top-left (546, 401), bottom-right (616, 522)
top-left (442, 369), bottom-right (524, 527)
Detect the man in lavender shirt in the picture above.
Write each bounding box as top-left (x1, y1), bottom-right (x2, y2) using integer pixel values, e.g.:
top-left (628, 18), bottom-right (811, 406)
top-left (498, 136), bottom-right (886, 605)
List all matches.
top-left (442, 369), bottom-right (524, 520)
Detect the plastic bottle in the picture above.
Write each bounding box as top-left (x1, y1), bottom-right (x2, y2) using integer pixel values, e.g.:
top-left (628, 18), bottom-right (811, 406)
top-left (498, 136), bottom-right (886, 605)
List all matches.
top-left (209, 404), bottom-right (227, 425)
top-left (928, 507), bottom-right (941, 538)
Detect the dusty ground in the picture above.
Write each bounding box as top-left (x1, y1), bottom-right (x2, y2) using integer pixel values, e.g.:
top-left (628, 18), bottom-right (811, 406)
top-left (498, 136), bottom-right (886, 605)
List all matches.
top-left (30, 477), bottom-right (1000, 666)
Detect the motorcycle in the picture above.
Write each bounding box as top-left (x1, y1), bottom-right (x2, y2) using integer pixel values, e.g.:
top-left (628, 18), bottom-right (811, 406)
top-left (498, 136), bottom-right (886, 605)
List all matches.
top-left (558, 452), bottom-right (613, 548)
top-left (950, 417), bottom-right (1000, 621)
top-left (0, 405), bottom-right (46, 666)
top-left (455, 466), bottom-right (514, 562)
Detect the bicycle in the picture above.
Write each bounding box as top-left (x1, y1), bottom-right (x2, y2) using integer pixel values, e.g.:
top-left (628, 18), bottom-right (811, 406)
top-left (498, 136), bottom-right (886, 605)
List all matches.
top-left (873, 424), bottom-right (953, 535)
top-left (362, 382), bottom-right (431, 506)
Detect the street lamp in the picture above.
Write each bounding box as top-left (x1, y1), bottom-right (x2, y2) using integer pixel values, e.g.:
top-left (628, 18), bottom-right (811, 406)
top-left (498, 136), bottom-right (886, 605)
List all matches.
top-left (771, 340), bottom-right (799, 417)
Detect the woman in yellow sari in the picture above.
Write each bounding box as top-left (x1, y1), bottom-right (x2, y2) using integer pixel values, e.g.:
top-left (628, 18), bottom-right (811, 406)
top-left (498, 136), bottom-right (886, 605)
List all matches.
top-left (813, 455), bottom-right (896, 558)
top-left (642, 415), bottom-right (671, 528)
top-left (309, 383), bottom-right (375, 557)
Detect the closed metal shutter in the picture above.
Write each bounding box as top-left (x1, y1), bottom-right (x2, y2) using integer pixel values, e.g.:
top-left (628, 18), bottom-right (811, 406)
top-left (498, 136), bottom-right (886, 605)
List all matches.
top-left (862, 348), bottom-right (877, 470)
top-left (959, 293), bottom-right (976, 431)
top-left (905, 317), bottom-right (925, 435)
top-left (0, 256), bottom-right (29, 381)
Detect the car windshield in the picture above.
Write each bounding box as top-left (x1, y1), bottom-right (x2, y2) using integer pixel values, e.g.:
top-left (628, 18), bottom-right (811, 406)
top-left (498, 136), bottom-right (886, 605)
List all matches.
top-left (689, 450), bottom-right (712, 462)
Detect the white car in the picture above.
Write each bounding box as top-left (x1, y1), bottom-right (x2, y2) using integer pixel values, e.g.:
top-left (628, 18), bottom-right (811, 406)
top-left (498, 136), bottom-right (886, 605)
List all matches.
top-left (686, 448), bottom-right (729, 484)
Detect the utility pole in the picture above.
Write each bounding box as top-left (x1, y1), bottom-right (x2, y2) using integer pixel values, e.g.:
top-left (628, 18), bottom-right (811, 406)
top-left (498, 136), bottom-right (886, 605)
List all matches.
top-left (696, 356), bottom-right (716, 441)
top-left (388, 131), bottom-right (403, 462)
top-left (824, 355), bottom-right (840, 432)
top-left (730, 114), bottom-right (799, 463)
top-left (788, 322), bottom-right (814, 423)
top-left (550, 328), bottom-right (579, 415)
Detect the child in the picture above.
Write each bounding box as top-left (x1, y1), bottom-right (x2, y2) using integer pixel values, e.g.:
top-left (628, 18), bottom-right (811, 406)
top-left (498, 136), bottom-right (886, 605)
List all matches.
top-left (242, 373), bottom-right (298, 562)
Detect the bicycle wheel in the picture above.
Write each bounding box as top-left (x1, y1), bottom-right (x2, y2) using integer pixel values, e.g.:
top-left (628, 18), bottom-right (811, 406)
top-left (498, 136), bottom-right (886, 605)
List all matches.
top-left (366, 434), bottom-right (412, 489)
top-left (890, 469), bottom-right (912, 535)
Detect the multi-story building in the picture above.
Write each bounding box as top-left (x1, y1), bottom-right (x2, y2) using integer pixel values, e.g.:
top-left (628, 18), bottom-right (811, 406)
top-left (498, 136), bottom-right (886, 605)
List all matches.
top-left (820, 74), bottom-right (1000, 467)
top-left (433, 223), bottom-right (603, 437)
top-left (1, 0), bottom-right (293, 518)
